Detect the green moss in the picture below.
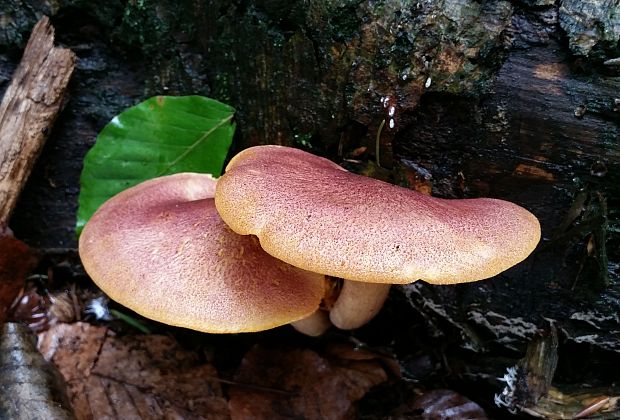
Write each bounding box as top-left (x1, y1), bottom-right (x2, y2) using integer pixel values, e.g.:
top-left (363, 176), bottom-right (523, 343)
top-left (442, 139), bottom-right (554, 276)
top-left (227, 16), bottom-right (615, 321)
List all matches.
top-left (0, 2), bottom-right (49, 49)
top-left (292, 132), bottom-right (314, 149)
top-left (329, 2), bottom-right (363, 42)
top-left (213, 73), bottom-right (232, 104)
top-left (116, 0), bottom-right (172, 54)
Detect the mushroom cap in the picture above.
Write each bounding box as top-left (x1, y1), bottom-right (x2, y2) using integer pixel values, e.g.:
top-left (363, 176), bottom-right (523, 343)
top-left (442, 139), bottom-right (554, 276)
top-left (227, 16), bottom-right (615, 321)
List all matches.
top-left (215, 146), bottom-right (541, 285)
top-left (79, 173), bottom-right (325, 333)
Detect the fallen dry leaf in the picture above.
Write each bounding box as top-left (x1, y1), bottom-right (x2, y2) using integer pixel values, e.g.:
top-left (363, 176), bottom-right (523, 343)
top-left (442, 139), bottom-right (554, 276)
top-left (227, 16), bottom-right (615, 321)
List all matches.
top-left (38, 322), bottom-right (229, 419)
top-left (9, 282), bottom-right (80, 331)
top-left (0, 227), bottom-right (38, 323)
top-left (522, 387), bottom-right (620, 419)
top-left (392, 388), bottom-right (488, 420)
top-left (0, 323), bottom-right (75, 419)
top-left (323, 341), bottom-right (402, 378)
top-left (228, 344), bottom-right (389, 420)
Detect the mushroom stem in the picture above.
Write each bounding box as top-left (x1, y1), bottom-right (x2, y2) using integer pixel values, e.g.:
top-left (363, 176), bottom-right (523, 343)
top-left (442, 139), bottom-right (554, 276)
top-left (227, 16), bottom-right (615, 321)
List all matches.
top-left (290, 309), bottom-right (332, 336)
top-left (329, 281), bottom-right (391, 330)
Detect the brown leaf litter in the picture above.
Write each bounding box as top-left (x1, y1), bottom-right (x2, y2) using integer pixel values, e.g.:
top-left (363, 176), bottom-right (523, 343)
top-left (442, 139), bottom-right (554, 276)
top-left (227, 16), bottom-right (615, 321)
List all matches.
top-left (38, 322), bottom-right (229, 419)
top-left (228, 343), bottom-right (390, 420)
top-left (0, 227), bottom-right (38, 323)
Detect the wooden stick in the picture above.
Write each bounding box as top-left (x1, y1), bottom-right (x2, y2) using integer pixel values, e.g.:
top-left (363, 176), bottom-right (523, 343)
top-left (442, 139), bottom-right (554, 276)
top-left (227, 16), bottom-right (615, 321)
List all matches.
top-left (0, 16), bottom-right (75, 225)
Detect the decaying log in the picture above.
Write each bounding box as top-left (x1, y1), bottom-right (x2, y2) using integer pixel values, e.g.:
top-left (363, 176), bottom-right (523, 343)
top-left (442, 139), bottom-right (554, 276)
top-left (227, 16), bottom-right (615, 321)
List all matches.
top-left (0, 16), bottom-right (75, 224)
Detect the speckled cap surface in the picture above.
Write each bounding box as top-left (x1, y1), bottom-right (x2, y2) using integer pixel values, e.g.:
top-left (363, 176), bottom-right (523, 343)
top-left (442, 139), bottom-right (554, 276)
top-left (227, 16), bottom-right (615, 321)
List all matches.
top-left (79, 173), bottom-right (325, 333)
top-left (215, 146), bottom-right (541, 285)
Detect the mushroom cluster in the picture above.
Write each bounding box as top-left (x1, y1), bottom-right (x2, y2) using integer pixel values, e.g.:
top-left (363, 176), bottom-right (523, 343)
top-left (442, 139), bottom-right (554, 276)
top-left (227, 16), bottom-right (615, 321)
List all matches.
top-left (79, 146), bottom-right (541, 335)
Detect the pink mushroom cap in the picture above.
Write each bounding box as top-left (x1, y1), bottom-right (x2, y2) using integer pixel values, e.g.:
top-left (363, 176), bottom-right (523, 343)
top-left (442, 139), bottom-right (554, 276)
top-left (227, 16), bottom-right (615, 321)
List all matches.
top-left (214, 146), bottom-right (541, 285)
top-left (79, 173), bottom-right (325, 333)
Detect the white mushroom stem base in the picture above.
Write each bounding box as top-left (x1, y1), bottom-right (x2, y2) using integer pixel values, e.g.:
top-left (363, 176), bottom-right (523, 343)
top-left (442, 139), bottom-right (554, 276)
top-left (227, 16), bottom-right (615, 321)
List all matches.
top-left (329, 281), bottom-right (391, 330)
top-left (290, 309), bottom-right (332, 336)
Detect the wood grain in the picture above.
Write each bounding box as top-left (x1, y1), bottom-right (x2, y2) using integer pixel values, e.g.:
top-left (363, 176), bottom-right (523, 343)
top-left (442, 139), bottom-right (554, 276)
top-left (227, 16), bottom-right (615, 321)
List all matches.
top-left (0, 16), bottom-right (75, 225)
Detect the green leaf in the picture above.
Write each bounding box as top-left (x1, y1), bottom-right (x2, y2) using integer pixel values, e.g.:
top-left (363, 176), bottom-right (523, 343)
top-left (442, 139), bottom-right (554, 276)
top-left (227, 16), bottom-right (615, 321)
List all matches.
top-left (77, 95), bottom-right (235, 234)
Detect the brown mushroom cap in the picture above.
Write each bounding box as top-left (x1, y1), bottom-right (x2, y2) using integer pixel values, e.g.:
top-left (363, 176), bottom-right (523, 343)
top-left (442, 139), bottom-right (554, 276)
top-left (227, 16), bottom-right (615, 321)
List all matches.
top-left (79, 173), bottom-right (325, 333)
top-left (215, 146), bottom-right (541, 285)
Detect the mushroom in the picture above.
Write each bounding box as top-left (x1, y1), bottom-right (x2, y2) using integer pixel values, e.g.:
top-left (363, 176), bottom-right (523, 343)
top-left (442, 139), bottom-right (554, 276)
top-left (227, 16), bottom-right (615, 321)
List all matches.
top-left (214, 145), bottom-right (541, 330)
top-left (79, 173), bottom-right (325, 334)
